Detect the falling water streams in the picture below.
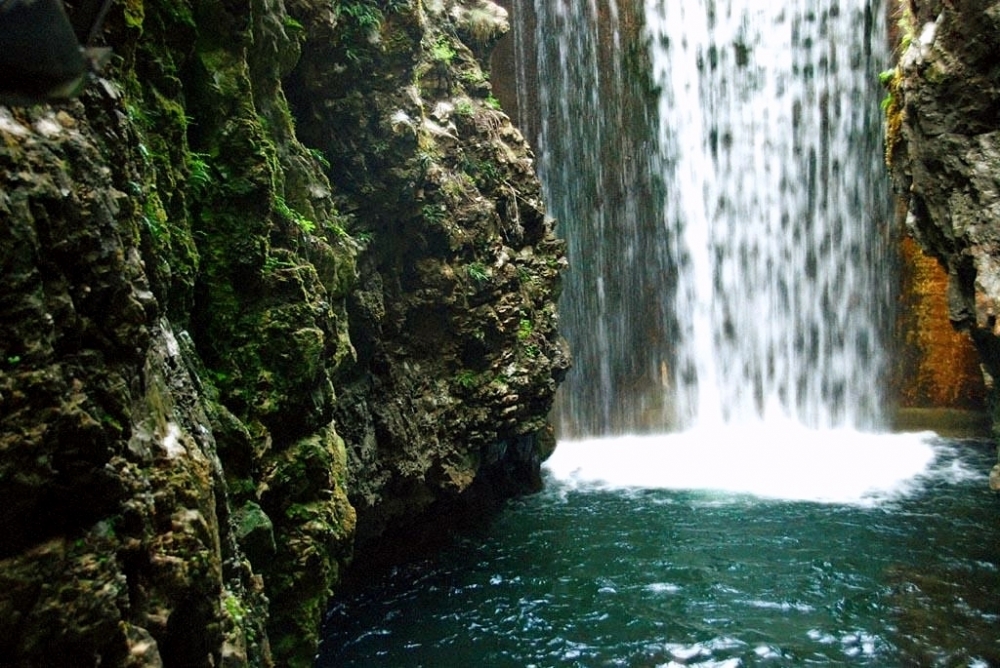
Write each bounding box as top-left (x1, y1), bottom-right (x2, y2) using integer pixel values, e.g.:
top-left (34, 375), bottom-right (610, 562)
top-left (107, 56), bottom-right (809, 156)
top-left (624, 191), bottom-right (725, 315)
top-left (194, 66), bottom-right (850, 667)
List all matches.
top-left (316, 1), bottom-right (1000, 665)
top-left (522, 0), bottom-right (892, 436)
top-left (657, 2), bottom-right (891, 430)
top-left (509, 0), bottom-right (670, 436)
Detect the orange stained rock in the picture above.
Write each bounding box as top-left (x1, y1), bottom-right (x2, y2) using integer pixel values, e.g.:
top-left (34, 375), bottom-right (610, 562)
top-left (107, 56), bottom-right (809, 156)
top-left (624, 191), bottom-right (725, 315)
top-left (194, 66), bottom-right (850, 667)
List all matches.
top-left (896, 236), bottom-right (986, 409)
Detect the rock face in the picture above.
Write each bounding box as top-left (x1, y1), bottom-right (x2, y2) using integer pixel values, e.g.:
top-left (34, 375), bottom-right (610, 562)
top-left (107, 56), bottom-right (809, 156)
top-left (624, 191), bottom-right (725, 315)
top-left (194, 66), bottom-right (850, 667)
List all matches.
top-left (0, 1), bottom-right (568, 666)
top-left (895, 237), bottom-right (986, 412)
top-left (887, 0), bottom-right (1000, 437)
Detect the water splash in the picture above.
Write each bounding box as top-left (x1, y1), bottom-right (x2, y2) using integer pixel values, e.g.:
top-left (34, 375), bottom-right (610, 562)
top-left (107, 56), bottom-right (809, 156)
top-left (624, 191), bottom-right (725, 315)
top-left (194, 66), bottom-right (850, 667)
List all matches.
top-left (545, 426), bottom-right (938, 505)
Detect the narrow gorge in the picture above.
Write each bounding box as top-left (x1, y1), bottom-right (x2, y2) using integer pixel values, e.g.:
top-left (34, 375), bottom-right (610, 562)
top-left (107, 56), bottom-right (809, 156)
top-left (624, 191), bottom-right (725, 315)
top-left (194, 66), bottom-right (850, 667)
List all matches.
top-left (1, 0), bottom-right (999, 666)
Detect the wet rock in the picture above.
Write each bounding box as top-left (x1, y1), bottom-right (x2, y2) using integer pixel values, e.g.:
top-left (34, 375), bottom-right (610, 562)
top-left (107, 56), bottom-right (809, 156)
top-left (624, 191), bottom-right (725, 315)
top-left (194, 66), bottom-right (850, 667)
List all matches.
top-left (889, 1), bottom-right (1000, 451)
top-left (0, 0), bottom-right (567, 665)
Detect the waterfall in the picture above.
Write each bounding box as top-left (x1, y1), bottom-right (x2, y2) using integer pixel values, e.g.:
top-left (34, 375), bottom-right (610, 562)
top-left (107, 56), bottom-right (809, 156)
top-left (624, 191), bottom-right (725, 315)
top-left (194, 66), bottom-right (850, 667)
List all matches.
top-left (509, 0), bottom-right (672, 437)
top-left (508, 0), bottom-right (891, 436)
top-left (653, 1), bottom-right (892, 430)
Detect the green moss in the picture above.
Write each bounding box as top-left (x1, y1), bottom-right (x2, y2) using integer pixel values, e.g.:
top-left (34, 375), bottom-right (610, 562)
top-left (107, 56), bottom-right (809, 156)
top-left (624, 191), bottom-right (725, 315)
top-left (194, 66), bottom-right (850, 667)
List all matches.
top-left (431, 35), bottom-right (457, 64)
top-left (124, 0), bottom-right (145, 30)
top-left (257, 430), bottom-right (355, 667)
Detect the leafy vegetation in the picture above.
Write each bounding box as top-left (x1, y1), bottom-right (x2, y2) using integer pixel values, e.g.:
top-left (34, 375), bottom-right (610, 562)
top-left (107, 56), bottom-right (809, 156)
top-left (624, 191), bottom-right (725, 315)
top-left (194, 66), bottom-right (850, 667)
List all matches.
top-left (467, 262), bottom-right (489, 282)
top-left (283, 15), bottom-right (304, 33)
top-left (421, 203), bottom-right (447, 225)
top-left (881, 0), bottom-right (915, 165)
top-left (517, 318), bottom-right (533, 341)
top-left (187, 152), bottom-right (213, 194)
top-left (338, 0), bottom-right (383, 31)
top-left (431, 35), bottom-right (457, 64)
top-left (456, 370), bottom-right (478, 388)
top-left (274, 195), bottom-right (317, 234)
top-left (332, 0), bottom-right (385, 63)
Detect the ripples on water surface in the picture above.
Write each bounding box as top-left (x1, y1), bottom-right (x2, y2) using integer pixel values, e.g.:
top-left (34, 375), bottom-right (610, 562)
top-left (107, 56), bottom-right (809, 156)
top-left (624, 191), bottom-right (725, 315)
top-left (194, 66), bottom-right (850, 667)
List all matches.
top-left (319, 434), bottom-right (1000, 667)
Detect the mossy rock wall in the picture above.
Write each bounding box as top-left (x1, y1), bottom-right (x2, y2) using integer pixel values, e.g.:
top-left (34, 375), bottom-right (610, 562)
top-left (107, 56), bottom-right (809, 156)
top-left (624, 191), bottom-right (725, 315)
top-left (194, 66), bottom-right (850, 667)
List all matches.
top-left (0, 0), bottom-right (568, 666)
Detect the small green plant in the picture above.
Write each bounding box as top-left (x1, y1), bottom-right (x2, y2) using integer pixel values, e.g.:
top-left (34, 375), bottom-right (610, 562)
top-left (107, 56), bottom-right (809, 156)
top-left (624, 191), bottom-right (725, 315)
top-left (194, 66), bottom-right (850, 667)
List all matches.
top-left (456, 370), bottom-right (478, 388)
top-left (207, 368), bottom-right (231, 386)
top-left (417, 149), bottom-right (439, 172)
top-left (441, 172), bottom-right (476, 199)
top-left (283, 15), bottom-right (304, 33)
top-left (462, 155), bottom-right (500, 187)
top-left (142, 194), bottom-right (168, 241)
top-left (340, 0), bottom-right (382, 30)
top-left (897, 4), bottom-right (916, 54)
top-left (878, 68), bottom-right (899, 109)
top-left (454, 99), bottom-right (475, 117)
top-left (431, 35), bottom-right (457, 64)
top-left (467, 262), bottom-right (489, 282)
top-left (879, 65), bottom-right (904, 165)
top-left (274, 195), bottom-right (317, 234)
top-left (187, 152), bottom-right (213, 194)
top-left (264, 255), bottom-right (291, 273)
top-left (517, 318), bottom-right (533, 341)
top-left (6, 355), bottom-right (21, 365)
top-left (307, 147), bottom-right (330, 169)
top-left (421, 203), bottom-right (447, 225)
top-left (330, 0), bottom-right (383, 64)
top-left (484, 94), bottom-right (502, 111)
top-left (460, 69), bottom-right (488, 86)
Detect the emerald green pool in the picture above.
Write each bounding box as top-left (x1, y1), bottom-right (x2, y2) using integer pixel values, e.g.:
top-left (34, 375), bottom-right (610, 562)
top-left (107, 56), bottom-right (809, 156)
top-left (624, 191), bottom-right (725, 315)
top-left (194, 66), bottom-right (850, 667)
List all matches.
top-left (318, 433), bottom-right (999, 666)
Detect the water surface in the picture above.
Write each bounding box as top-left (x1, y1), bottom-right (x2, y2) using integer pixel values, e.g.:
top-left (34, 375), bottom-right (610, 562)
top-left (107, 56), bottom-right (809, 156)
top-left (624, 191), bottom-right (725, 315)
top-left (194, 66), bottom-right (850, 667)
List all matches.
top-left (319, 435), bottom-right (999, 667)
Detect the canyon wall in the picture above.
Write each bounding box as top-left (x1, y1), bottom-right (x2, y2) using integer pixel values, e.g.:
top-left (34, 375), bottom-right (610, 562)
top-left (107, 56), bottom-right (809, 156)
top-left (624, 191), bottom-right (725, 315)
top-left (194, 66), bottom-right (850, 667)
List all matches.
top-left (0, 0), bottom-right (569, 665)
top-left (887, 0), bottom-right (1000, 445)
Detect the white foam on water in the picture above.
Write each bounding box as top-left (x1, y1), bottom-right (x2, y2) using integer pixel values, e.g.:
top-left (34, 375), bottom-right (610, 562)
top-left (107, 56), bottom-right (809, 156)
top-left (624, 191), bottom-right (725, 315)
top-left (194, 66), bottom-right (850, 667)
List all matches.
top-left (545, 423), bottom-right (938, 505)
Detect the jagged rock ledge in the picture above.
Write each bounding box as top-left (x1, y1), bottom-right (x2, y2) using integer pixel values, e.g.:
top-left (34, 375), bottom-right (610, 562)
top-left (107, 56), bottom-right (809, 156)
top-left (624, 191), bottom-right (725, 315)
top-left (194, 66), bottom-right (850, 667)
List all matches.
top-left (0, 0), bottom-right (569, 665)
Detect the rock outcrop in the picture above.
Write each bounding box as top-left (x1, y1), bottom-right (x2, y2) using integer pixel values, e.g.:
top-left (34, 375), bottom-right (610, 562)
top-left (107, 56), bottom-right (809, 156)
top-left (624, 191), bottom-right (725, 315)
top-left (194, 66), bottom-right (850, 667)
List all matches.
top-left (887, 1), bottom-right (1000, 450)
top-left (895, 236), bottom-right (986, 413)
top-left (0, 0), bottom-right (568, 665)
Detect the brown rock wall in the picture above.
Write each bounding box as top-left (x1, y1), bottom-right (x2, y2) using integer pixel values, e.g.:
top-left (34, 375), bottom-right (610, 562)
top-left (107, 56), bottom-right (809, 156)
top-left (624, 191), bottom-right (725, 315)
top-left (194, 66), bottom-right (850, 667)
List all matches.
top-left (889, 0), bottom-right (1000, 441)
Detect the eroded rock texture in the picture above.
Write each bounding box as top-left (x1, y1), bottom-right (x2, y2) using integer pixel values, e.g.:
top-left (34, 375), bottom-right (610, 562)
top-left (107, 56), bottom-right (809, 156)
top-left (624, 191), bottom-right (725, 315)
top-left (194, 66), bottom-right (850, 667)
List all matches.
top-left (889, 1), bottom-right (1000, 435)
top-left (0, 1), bottom-right (568, 665)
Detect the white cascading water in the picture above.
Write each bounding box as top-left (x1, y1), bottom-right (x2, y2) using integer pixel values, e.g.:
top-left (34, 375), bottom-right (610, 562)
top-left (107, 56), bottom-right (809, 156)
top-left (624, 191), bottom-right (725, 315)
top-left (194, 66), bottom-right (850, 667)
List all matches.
top-left (508, 0), bottom-right (939, 500)
top-left (654, 1), bottom-right (893, 430)
top-left (509, 0), bottom-right (672, 438)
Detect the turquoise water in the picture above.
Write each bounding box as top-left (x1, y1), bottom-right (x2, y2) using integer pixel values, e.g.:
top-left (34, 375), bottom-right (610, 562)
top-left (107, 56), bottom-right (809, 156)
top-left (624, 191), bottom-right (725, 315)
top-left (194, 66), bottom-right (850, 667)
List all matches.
top-left (318, 435), bottom-right (999, 666)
